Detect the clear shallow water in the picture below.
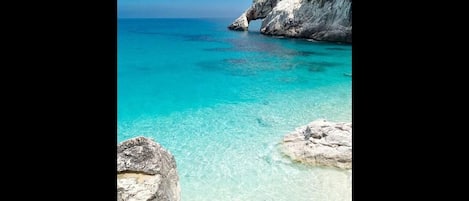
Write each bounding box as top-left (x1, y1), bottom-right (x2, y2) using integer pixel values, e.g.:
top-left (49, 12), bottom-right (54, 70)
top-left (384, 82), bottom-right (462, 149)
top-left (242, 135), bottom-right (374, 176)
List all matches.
top-left (118, 18), bottom-right (351, 201)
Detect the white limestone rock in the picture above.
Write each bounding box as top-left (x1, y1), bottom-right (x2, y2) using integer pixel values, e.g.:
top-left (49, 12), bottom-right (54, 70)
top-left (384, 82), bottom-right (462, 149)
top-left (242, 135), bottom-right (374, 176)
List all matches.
top-left (282, 119), bottom-right (352, 169)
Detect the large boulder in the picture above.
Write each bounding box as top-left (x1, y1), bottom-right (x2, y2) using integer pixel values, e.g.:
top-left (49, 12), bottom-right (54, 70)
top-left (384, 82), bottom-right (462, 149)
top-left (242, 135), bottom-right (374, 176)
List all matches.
top-left (282, 119), bottom-right (352, 169)
top-left (117, 137), bottom-right (181, 201)
top-left (228, 0), bottom-right (352, 43)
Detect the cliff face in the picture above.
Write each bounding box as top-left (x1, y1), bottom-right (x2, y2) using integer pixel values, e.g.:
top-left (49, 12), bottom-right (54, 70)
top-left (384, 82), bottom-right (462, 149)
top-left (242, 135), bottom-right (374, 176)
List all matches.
top-left (228, 0), bottom-right (352, 43)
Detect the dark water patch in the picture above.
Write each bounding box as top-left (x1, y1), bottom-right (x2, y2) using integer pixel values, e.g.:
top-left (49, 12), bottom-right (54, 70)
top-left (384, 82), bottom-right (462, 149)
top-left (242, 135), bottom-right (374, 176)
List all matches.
top-left (128, 30), bottom-right (220, 43)
top-left (256, 117), bottom-right (272, 127)
top-left (224, 38), bottom-right (282, 53)
top-left (278, 37), bottom-right (353, 48)
top-left (234, 60), bottom-right (283, 72)
top-left (183, 34), bottom-right (219, 42)
top-left (303, 61), bottom-right (341, 73)
top-left (297, 50), bottom-right (329, 56)
top-left (223, 58), bottom-right (249, 65)
top-left (196, 61), bottom-right (224, 72)
top-left (308, 61), bottom-right (341, 67)
top-left (203, 47), bottom-right (233, 52)
top-left (282, 50), bottom-right (330, 57)
top-left (220, 38), bottom-right (330, 57)
top-left (326, 47), bottom-right (348, 51)
top-left (279, 61), bottom-right (338, 71)
top-left (308, 66), bottom-right (326, 72)
top-left (279, 63), bottom-right (298, 71)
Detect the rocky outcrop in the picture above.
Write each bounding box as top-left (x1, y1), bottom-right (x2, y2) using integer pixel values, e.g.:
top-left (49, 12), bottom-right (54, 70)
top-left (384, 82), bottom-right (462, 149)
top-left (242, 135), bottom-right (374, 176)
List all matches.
top-left (282, 119), bottom-right (351, 169)
top-left (117, 137), bottom-right (181, 201)
top-left (228, 0), bottom-right (352, 43)
top-left (228, 0), bottom-right (280, 31)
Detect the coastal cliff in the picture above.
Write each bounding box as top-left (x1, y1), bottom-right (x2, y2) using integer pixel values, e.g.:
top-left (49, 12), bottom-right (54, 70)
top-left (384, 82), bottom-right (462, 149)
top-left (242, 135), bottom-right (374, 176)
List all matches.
top-left (228, 0), bottom-right (352, 43)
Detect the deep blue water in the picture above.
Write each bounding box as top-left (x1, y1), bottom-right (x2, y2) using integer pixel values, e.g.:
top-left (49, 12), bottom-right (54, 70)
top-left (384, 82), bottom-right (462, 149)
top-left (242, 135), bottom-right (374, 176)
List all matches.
top-left (118, 18), bottom-right (351, 201)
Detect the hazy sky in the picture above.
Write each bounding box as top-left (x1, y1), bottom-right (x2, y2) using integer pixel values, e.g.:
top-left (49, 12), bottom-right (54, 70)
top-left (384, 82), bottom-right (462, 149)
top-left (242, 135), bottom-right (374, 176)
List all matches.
top-left (118, 0), bottom-right (252, 18)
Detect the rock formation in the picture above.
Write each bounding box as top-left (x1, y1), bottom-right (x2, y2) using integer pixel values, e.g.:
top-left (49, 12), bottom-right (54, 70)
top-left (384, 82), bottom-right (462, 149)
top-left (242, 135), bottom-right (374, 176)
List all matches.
top-left (228, 0), bottom-right (352, 43)
top-left (117, 136), bottom-right (181, 201)
top-left (228, 0), bottom-right (279, 31)
top-left (282, 119), bottom-right (351, 169)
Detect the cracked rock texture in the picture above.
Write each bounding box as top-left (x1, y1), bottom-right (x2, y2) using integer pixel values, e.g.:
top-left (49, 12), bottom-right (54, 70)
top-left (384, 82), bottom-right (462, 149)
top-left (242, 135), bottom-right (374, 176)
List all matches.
top-left (282, 119), bottom-right (352, 169)
top-left (117, 137), bottom-right (181, 201)
top-left (228, 0), bottom-right (352, 43)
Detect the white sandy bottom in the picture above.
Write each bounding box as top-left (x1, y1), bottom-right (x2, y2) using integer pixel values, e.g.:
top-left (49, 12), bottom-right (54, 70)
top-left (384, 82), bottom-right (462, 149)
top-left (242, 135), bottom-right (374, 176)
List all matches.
top-left (118, 83), bottom-right (352, 201)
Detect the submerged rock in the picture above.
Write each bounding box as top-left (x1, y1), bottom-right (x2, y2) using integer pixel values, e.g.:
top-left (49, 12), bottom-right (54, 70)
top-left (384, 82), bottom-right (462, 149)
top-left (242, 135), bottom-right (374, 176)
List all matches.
top-left (117, 136), bottom-right (181, 201)
top-left (228, 0), bottom-right (352, 43)
top-left (282, 119), bottom-right (351, 169)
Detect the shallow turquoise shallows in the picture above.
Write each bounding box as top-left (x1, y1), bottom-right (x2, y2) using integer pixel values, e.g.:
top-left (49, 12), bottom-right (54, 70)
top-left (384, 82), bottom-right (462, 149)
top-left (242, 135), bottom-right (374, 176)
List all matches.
top-left (118, 18), bottom-right (352, 201)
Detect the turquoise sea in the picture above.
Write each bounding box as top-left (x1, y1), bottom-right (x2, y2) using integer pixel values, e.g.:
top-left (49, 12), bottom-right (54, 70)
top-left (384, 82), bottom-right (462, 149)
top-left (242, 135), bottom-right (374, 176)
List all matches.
top-left (118, 18), bottom-right (351, 201)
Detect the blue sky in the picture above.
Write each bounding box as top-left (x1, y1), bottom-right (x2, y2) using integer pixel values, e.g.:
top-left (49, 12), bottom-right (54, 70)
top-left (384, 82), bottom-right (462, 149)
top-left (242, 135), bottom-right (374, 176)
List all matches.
top-left (118, 0), bottom-right (252, 18)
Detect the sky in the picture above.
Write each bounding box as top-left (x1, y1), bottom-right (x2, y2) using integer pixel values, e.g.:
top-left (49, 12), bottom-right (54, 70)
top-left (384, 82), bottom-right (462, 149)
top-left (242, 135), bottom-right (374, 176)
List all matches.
top-left (118, 0), bottom-right (253, 18)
